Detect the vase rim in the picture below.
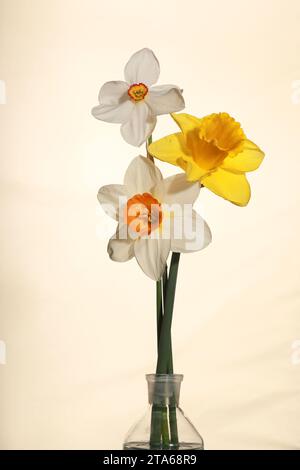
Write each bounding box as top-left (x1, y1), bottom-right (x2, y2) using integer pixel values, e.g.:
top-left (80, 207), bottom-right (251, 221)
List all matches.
top-left (146, 373), bottom-right (184, 383)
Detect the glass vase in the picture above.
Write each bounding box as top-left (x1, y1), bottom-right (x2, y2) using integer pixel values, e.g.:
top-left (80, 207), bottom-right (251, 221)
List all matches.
top-left (123, 374), bottom-right (204, 450)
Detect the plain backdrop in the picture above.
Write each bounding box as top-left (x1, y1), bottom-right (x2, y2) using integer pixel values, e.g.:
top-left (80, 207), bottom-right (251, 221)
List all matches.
top-left (0, 0), bottom-right (300, 450)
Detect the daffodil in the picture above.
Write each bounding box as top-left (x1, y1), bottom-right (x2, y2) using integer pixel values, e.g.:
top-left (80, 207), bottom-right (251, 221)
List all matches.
top-left (98, 156), bottom-right (211, 280)
top-left (148, 112), bottom-right (265, 206)
top-left (91, 48), bottom-right (185, 147)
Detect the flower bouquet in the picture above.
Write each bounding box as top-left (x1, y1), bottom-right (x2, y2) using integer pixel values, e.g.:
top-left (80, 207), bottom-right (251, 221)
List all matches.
top-left (92, 48), bottom-right (264, 450)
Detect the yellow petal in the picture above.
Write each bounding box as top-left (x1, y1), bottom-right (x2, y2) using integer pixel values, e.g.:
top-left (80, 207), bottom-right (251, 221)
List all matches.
top-left (221, 140), bottom-right (265, 173)
top-left (171, 113), bottom-right (201, 134)
top-left (202, 168), bottom-right (251, 206)
top-left (180, 159), bottom-right (208, 182)
top-left (148, 132), bottom-right (191, 166)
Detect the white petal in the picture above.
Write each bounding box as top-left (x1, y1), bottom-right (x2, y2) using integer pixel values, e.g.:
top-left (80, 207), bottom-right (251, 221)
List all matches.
top-left (152, 174), bottom-right (200, 206)
top-left (171, 210), bottom-right (212, 253)
top-left (107, 226), bottom-right (134, 262)
top-left (134, 237), bottom-right (170, 281)
top-left (124, 155), bottom-right (163, 196)
top-left (92, 81), bottom-right (133, 124)
top-left (124, 48), bottom-right (160, 87)
top-left (97, 184), bottom-right (127, 219)
top-left (121, 102), bottom-right (156, 146)
top-left (98, 80), bottom-right (128, 103)
top-left (146, 85), bottom-right (185, 116)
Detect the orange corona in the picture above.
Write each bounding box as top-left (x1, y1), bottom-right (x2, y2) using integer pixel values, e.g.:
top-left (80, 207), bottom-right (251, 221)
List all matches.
top-left (128, 83), bottom-right (148, 102)
top-left (125, 193), bottom-right (162, 236)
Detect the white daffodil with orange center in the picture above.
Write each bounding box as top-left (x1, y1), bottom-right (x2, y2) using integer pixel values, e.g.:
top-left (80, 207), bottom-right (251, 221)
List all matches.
top-left (91, 48), bottom-right (185, 147)
top-left (98, 156), bottom-right (211, 280)
top-left (148, 112), bottom-right (265, 206)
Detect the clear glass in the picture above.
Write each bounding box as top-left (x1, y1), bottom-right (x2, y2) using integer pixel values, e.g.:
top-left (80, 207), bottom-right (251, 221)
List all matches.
top-left (123, 374), bottom-right (204, 450)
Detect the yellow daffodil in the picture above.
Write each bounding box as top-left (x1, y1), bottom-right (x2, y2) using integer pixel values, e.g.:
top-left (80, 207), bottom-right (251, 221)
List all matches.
top-left (148, 112), bottom-right (264, 206)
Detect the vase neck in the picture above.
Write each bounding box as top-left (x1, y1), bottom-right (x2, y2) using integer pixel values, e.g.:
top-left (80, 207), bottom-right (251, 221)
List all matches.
top-left (146, 374), bottom-right (183, 406)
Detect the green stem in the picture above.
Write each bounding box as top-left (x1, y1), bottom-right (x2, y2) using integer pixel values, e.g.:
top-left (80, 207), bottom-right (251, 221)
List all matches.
top-left (150, 267), bottom-right (166, 449)
top-left (161, 407), bottom-right (170, 448)
top-left (150, 404), bottom-right (163, 449)
top-left (147, 135), bottom-right (154, 162)
top-left (163, 255), bottom-right (180, 448)
top-left (148, 132), bottom-right (172, 449)
top-left (156, 279), bottom-right (163, 352)
top-left (156, 253), bottom-right (181, 374)
top-left (162, 267), bottom-right (173, 373)
top-left (151, 254), bottom-right (180, 449)
top-left (150, 265), bottom-right (173, 449)
top-left (148, 129), bottom-right (181, 447)
top-left (161, 266), bottom-right (172, 448)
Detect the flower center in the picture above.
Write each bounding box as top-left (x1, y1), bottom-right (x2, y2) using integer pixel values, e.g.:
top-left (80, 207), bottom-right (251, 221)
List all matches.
top-left (125, 192), bottom-right (162, 236)
top-left (128, 83), bottom-right (148, 102)
top-left (186, 113), bottom-right (246, 171)
top-left (187, 129), bottom-right (227, 170)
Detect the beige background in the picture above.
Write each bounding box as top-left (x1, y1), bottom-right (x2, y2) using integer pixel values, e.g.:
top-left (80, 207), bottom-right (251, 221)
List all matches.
top-left (1, 0), bottom-right (300, 450)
